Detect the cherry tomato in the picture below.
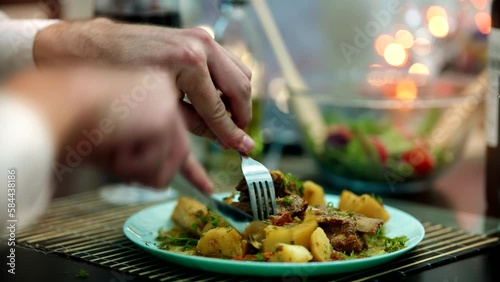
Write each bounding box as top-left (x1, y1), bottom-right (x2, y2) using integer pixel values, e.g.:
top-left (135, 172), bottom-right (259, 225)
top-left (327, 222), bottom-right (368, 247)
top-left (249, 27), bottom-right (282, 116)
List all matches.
top-left (370, 137), bottom-right (388, 164)
top-left (401, 148), bottom-right (434, 176)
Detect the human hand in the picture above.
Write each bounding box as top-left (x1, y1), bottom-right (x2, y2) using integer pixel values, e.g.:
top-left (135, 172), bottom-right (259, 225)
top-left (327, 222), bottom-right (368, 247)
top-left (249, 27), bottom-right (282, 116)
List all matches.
top-left (3, 66), bottom-right (212, 192)
top-left (34, 18), bottom-right (255, 153)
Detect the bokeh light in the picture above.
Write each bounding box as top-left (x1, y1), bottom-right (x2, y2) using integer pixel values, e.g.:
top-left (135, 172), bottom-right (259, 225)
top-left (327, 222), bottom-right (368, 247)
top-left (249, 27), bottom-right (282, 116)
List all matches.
top-left (375, 34), bottom-right (394, 56)
top-left (475, 12), bottom-right (491, 34)
top-left (396, 79), bottom-right (418, 101)
top-left (384, 43), bottom-right (407, 66)
top-left (428, 16), bottom-right (449, 38)
top-left (395, 30), bottom-right (414, 49)
top-left (426, 6), bottom-right (447, 21)
top-left (471, 0), bottom-right (488, 10)
top-left (408, 63), bottom-right (430, 75)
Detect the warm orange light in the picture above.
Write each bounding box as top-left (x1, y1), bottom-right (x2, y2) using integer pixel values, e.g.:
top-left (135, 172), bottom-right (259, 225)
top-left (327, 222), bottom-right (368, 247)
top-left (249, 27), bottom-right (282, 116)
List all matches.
top-left (475, 12), bottom-right (491, 34)
top-left (384, 43), bottom-right (407, 67)
top-left (395, 30), bottom-right (414, 49)
top-left (396, 79), bottom-right (417, 101)
top-left (413, 38), bottom-right (431, 55)
top-left (426, 6), bottom-right (447, 21)
top-left (408, 63), bottom-right (430, 75)
top-left (471, 0), bottom-right (488, 10)
top-left (375, 34), bottom-right (394, 56)
top-left (428, 16), bottom-right (449, 38)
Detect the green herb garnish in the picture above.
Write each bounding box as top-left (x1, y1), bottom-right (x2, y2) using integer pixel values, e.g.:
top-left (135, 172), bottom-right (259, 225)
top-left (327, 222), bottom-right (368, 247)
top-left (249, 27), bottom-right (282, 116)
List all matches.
top-left (283, 196), bottom-right (292, 206)
top-left (75, 269), bottom-right (89, 279)
top-left (156, 235), bottom-right (198, 250)
top-left (210, 213), bottom-right (220, 227)
top-left (283, 173), bottom-right (304, 195)
top-left (365, 227), bottom-right (409, 253)
top-left (255, 253), bottom-right (264, 261)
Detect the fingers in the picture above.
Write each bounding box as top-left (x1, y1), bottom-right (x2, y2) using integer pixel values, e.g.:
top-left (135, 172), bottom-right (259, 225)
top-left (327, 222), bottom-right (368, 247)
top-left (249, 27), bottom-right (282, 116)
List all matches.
top-left (177, 64), bottom-right (255, 153)
top-left (218, 45), bottom-right (252, 80)
top-left (178, 102), bottom-right (217, 140)
top-left (111, 140), bottom-right (165, 187)
top-left (207, 45), bottom-right (253, 129)
top-left (181, 154), bottom-right (213, 194)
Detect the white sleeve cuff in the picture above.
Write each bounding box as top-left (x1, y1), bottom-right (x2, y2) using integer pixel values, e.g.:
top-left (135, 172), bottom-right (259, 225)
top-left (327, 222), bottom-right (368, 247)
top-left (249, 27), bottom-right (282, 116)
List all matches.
top-left (0, 94), bottom-right (56, 232)
top-left (0, 18), bottom-right (60, 80)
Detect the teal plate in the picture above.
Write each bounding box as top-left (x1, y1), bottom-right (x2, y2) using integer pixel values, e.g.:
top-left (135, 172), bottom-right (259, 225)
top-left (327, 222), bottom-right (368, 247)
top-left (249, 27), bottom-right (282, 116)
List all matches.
top-left (123, 193), bottom-right (425, 277)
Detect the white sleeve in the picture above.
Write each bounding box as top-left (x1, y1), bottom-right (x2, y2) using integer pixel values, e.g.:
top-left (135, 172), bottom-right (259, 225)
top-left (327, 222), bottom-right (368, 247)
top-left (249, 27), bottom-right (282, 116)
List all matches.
top-left (0, 13), bottom-right (59, 80)
top-left (0, 94), bottom-right (56, 233)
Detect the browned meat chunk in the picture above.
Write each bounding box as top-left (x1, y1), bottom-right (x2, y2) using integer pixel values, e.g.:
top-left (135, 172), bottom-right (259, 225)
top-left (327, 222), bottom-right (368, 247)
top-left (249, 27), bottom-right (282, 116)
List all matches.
top-left (231, 194), bottom-right (308, 219)
top-left (311, 207), bottom-right (383, 254)
top-left (276, 195), bottom-right (308, 217)
top-left (268, 211), bottom-right (293, 226)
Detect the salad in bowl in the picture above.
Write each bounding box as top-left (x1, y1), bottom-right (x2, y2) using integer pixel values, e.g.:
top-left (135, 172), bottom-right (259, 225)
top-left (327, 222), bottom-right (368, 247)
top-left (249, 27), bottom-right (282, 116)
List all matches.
top-left (288, 71), bottom-right (484, 194)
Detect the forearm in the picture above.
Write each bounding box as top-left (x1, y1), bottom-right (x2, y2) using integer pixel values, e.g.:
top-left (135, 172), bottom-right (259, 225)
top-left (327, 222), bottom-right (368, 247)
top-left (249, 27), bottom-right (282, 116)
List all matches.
top-left (33, 18), bottom-right (167, 66)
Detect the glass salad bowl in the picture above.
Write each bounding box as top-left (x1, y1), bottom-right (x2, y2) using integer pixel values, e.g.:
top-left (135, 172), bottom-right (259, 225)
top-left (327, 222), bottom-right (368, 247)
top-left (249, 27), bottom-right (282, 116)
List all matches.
top-left (287, 70), bottom-right (485, 194)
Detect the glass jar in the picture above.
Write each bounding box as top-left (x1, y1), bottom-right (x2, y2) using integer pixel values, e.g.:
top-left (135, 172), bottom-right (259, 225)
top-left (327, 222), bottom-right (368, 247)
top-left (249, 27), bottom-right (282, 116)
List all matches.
top-left (94, 0), bottom-right (182, 27)
top-left (202, 0), bottom-right (268, 189)
top-left (212, 0), bottom-right (267, 158)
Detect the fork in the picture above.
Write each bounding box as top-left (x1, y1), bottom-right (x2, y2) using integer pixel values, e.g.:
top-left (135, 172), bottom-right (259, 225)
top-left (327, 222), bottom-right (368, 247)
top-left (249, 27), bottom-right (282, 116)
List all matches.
top-left (239, 153), bottom-right (277, 220)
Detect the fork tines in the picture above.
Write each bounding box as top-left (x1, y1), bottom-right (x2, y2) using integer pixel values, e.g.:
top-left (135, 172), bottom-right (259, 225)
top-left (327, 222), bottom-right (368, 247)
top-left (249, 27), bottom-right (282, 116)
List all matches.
top-left (240, 154), bottom-right (277, 221)
top-left (247, 179), bottom-right (277, 220)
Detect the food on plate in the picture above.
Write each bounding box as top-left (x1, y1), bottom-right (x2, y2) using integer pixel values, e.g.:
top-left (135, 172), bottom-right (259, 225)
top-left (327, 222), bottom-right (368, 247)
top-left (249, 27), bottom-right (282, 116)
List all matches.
top-left (302, 181), bottom-right (326, 207)
top-left (268, 243), bottom-right (313, 262)
top-left (338, 190), bottom-right (391, 222)
top-left (310, 227), bottom-right (333, 262)
top-left (315, 113), bottom-right (454, 183)
top-left (171, 197), bottom-right (208, 237)
top-left (156, 171), bottom-right (408, 262)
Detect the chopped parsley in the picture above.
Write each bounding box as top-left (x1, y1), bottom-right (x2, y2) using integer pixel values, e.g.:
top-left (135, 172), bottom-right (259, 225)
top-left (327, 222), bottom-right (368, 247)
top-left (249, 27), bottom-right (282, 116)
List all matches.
top-left (283, 196), bottom-right (293, 206)
top-left (210, 213), bottom-right (220, 227)
top-left (156, 234), bottom-right (198, 251)
top-left (255, 253), bottom-right (264, 261)
top-left (283, 173), bottom-right (304, 195)
top-left (365, 227), bottom-right (409, 253)
top-left (75, 269), bottom-right (89, 279)
top-left (194, 210), bottom-right (208, 224)
top-left (340, 227), bottom-right (408, 259)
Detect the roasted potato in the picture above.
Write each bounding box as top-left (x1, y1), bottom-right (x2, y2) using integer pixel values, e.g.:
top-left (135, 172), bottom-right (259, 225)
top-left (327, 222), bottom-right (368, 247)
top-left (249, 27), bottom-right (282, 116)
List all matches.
top-left (171, 197), bottom-right (208, 237)
top-left (262, 225), bottom-right (293, 253)
top-left (200, 212), bottom-right (228, 234)
top-left (269, 243), bottom-right (313, 262)
top-left (263, 213), bottom-right (318, 252)
top-left (290, 214), bottom-right (317, 249)
top-left (196, 227), bottom-right (247, 258)
top-left (354, 194), bottom-right (390, 222)
top-left (310, 227), bottom-right (332, 262)
top-left (338, 190), bottom-right (390, 222)
top-left (302, 181), bottom-right (326, 206)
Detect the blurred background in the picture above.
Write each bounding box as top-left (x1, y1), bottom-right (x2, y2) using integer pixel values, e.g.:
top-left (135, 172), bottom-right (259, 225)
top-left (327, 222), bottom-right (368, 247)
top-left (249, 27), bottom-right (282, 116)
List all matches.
top-left (0, 0), bottom-right (491, 216)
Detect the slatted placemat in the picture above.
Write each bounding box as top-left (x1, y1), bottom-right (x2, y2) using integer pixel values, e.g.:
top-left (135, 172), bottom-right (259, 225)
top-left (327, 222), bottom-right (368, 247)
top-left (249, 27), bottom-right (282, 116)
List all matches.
top-left (13, 190), bottom-right (500, 282)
